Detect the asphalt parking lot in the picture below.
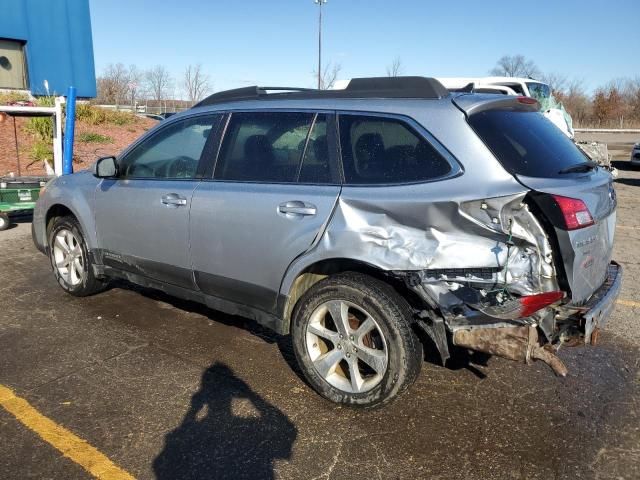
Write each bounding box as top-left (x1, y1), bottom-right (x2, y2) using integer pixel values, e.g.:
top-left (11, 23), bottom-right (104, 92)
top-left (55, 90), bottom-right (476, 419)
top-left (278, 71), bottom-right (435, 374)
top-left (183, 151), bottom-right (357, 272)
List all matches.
top-left (1, 134), bottom-right (639, 480)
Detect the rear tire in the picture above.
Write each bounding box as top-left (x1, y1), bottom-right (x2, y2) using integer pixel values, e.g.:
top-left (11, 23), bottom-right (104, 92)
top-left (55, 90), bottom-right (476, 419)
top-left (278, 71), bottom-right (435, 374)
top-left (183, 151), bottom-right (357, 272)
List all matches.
top-left (291, 272), bottom-right (422, 408)
top-left (48, 216), bottom-right (107, 296)
top-left (0, 213), bottom-right (9, 231)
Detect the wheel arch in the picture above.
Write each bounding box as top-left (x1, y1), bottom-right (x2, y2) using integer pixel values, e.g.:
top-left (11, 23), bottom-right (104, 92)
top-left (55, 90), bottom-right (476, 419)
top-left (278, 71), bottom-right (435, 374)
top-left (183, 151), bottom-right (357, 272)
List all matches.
top-left (280, 257), bottom-right (410, 332)
top-left (45, 203), bottom-right (97, 250)
top-left (46, 204), bottom-right (75, 231)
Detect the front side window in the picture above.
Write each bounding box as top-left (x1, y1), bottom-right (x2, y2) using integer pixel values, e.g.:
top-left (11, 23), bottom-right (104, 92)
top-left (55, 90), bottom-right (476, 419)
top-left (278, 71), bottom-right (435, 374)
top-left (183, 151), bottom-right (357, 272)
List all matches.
top-left (0, 39), bottom-right (28, 89)
top-left (121, 116), bottom-right (219, 179)
top-left (338, 114), bottom-right (452, 184)
top-left (215, 111), bottom-right (334, 183)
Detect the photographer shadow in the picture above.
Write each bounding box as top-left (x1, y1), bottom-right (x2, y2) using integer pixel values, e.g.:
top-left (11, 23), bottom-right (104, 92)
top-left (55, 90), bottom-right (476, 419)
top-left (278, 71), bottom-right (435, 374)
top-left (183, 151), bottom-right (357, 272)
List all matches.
top-left (153, 362), bottom-right (297, 480)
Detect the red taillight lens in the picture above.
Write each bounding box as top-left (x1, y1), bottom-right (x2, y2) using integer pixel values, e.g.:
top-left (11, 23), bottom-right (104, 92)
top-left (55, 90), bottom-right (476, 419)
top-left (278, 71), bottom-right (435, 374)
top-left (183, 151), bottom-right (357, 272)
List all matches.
top-left (552, 194), bottom-right (594, 230)
top-left (519, 291), bottom-right (564, 317)
top-left (517, 96), bottom-right (538, 105)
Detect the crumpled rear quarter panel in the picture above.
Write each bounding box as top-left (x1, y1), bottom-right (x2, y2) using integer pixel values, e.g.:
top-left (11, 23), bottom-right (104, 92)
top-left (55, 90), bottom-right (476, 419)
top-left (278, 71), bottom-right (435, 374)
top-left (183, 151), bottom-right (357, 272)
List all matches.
top-left (281, 104), bottom-right (559, 299)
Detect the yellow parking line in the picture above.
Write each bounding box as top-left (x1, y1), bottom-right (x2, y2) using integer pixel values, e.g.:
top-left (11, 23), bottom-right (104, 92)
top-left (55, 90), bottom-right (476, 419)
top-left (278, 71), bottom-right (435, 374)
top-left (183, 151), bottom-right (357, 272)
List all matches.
top-left (617, 225), bottom-right (640, 230)
top-left (0, 384), bottom-right (134, 480)
top-left (618, 299), bottom-right (640, 308)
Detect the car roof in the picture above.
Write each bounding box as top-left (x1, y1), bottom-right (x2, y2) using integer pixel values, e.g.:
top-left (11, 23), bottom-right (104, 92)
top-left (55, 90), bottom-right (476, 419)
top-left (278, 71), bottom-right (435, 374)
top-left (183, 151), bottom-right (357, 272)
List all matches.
top-left (180, 97), bottom-right (460, 122)
top-left (192, 77), bottom-right (450, 108)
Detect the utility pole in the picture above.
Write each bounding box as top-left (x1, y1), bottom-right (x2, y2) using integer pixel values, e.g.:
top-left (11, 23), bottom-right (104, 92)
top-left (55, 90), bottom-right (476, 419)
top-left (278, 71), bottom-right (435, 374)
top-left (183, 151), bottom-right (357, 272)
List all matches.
top-left (315, 0), bottom-right (327, 89)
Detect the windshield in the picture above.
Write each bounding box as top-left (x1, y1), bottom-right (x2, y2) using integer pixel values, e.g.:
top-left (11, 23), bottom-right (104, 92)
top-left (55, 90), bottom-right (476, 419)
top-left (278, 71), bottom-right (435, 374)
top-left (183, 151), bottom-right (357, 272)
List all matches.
top-left (526, 82), bottom-right (551, 101)
top-left (468, 110), bottom-right (589, 178)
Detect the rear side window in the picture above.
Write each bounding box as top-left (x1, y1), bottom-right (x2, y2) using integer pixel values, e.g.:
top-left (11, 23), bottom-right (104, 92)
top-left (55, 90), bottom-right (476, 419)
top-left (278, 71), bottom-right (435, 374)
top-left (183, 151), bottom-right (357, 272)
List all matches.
top-left (215, 111), bottom-right (336, 183)
top-left (468, 110), bottom-right (588, 178)
top-left (299, 115), bottom-right (331, 183)
top-left (338, 115), bottom-right (452, 184)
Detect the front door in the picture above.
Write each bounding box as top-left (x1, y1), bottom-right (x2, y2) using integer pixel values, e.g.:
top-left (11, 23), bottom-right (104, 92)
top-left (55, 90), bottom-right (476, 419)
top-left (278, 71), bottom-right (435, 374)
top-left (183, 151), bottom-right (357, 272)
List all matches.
top-left (94, 114), bottom-right (220, 288)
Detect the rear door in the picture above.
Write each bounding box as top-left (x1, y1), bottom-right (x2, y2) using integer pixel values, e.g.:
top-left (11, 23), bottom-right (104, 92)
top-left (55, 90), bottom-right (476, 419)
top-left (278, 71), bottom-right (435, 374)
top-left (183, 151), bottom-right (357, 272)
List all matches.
top-left (189, 111), bottom-right (341, 313)
top-left (466, 105), bottom-right (616, 303)
top-left (95, 114), bottom-right (221, 288)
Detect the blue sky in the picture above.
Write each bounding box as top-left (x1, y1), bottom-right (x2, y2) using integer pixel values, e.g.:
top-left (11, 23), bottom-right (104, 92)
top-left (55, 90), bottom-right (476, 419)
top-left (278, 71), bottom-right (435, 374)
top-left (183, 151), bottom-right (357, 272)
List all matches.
top-left (89, 0), bottom-right (640, 95)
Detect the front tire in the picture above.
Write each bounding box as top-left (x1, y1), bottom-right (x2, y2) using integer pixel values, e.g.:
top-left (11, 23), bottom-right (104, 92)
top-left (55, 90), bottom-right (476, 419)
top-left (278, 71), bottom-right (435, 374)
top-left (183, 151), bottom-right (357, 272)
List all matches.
top-left (291, 272), bottom-right (422, 408)
top-left (48, 216), bottom-right (106, 296)
top-left (0, 212), bottom-right (10, 231)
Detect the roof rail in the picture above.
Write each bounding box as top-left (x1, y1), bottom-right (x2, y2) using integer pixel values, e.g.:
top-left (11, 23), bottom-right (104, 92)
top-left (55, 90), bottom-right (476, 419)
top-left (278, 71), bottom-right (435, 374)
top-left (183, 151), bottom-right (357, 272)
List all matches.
top-left (193, 76), bottom-right (449, 108)
top-left (194, 86), bottom-right (317, 107)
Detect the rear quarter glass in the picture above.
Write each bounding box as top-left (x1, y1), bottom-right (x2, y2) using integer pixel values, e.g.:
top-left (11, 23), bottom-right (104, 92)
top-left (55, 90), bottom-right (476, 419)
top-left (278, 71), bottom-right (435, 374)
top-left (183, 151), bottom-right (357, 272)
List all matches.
top-left (468, 110), bottom-right (588, 178)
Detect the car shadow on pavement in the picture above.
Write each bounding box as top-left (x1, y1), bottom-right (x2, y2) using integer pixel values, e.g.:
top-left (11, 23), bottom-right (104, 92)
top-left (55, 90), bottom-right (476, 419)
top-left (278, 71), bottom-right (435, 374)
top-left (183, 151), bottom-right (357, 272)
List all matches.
top-left (10, 213), bottom-right (33, 223)
top-left (121, 281), bottom-right (283, 345)
top-left (125, 281), bottom-right (492, 384)
top-left (612, 160), bottom-right (638, 172)
top-left (615, 177), bottom-right (640, 187)
top-left (153, 362), bottom-right (297, 480)
top-left (114, 281), bottom-right (310, 386)
top-left (413, 326), bottom-right (491, 379)
top-left (1, 213), bottom-right (32, 230)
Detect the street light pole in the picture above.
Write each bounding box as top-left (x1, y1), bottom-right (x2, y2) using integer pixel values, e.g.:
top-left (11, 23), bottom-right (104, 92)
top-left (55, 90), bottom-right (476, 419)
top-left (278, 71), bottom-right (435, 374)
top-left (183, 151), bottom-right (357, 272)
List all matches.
top-left (315, 0), bottom-right (327, 89)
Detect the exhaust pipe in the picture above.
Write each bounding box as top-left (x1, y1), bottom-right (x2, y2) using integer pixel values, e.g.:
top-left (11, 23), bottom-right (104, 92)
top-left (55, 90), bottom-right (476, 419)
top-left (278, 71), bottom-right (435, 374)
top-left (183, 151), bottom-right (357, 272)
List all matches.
top-left (453, 326), bottom-right (568, 377)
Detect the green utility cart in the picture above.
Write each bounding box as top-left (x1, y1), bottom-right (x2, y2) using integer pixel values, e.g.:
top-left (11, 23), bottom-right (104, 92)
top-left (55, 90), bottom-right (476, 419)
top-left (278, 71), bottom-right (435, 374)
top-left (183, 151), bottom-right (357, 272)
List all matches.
top-left (0, 176), bottom-right (51, 230)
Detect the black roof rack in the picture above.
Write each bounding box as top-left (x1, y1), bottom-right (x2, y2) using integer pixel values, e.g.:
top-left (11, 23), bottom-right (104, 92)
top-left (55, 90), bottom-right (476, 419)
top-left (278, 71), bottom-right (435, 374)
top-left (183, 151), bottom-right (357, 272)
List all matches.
top-left (193, 86), bottom-right (316, 107)
top-left (194, 76), bottom-right (449, 107)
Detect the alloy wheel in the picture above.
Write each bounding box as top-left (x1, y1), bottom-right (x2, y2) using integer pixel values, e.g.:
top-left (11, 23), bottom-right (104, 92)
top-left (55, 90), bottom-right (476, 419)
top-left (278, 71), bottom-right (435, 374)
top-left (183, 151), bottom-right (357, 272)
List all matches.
top-left (305, 300), bottom-right (388, 393)
top-left (52, 228), bottom-right (84, 286)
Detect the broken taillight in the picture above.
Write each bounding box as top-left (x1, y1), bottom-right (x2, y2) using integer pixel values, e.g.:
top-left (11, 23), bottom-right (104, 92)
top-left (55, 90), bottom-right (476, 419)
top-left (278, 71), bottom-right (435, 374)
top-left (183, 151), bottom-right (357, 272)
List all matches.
top-left (551, 194), bottom-right (594, 230)
top-left (519, 291), bottom-right (565, 317)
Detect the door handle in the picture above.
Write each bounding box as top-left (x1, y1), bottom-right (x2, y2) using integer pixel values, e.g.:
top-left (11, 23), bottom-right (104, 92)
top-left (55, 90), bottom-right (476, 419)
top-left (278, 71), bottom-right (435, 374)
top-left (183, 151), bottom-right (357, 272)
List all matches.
top-left (161, 193), bottom-right (187, 207)
top-left (278, 201), bottom-right (317, 217)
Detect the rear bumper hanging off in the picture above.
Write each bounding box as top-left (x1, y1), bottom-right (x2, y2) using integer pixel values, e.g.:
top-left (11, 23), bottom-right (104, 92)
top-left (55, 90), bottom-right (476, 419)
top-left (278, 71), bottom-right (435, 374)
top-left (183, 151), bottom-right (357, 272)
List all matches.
top-left (409, 261), bottom-right (622, 375)
top-left (579, 261), bottom-right (622, 344)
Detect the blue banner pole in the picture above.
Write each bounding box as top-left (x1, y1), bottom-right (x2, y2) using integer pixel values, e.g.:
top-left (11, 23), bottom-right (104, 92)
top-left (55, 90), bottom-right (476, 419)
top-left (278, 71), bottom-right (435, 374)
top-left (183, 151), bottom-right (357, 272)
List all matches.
top-left (62, 86), bottom-right (76, 175)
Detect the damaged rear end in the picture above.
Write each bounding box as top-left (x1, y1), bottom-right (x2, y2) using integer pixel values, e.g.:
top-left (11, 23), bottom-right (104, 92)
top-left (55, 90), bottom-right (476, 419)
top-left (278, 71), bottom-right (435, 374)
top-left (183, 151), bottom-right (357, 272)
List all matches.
top-left (396, 95), bottom-right (621, 375)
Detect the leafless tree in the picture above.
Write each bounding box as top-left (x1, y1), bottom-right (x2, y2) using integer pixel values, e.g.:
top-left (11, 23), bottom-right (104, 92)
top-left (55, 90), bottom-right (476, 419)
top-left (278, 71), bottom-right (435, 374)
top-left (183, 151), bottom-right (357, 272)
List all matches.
top-left (490, 55), bottom-right (540, 79)
top-left (145, 65), bottom-right (173, 102)
top-left (539, 72), bottom-right (568, 96)
top-left (127, 64), bottom-right (144, 107)
top-left (552, 78), bottom-right (589, 125)
top-left (95, 63), bottom-right (146, 108)
top-left (183, 64), bottom-right (211, 103)
top-left (386, 57), bottom-right (403, 77)
top-left (96, 63), bottom-right (130, 105)
top-left (312, 62), bottom-right (342, 90)
top-left (626, 76), bottom-right (640, 122)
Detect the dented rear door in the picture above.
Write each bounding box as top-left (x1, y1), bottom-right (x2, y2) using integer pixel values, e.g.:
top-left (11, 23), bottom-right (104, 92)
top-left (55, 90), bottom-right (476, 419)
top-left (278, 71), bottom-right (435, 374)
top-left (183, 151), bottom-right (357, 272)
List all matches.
top-left (189, 111), bottom-right (341, 314)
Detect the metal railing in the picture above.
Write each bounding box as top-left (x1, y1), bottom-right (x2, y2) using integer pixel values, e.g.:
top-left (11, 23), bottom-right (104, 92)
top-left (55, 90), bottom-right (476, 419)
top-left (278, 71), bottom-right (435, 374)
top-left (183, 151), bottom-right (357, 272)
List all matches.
top-left (94, 102), bottom-right (195, 115)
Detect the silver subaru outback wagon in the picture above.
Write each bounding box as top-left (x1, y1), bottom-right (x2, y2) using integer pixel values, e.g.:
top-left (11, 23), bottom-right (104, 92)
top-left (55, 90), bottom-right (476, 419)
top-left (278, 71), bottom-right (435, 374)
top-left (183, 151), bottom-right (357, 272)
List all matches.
top-left (32, 77), bottom-right (621, 407)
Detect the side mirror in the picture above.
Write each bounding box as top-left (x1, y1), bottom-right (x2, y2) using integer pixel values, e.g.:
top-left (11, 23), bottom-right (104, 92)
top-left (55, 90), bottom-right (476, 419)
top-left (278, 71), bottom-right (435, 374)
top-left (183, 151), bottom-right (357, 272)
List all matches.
top-left (93, 156), bottom-right (118, 178)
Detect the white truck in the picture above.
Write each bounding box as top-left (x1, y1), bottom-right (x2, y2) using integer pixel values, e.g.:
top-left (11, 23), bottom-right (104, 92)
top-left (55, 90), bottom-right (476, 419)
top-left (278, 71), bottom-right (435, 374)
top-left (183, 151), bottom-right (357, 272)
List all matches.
top-left (437, 76), bottom-right (574, 138)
